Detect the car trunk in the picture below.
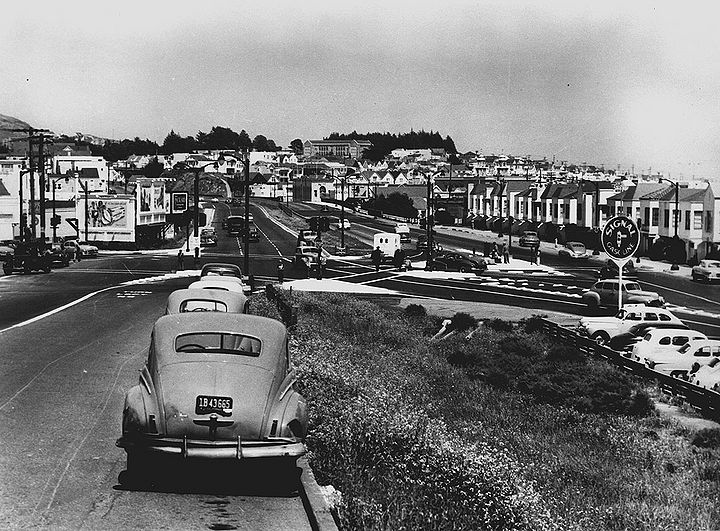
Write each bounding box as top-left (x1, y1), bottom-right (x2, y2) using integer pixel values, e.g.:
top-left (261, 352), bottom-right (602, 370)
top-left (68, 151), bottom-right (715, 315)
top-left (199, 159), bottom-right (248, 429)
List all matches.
top-left (159, 361), bottom-right (274, 441)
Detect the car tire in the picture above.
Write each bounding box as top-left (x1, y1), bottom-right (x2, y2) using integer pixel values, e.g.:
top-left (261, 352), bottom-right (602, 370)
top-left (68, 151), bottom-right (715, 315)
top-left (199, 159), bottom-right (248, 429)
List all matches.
top-left (591, 331), bottom-right (610, 346)
top-left (3, 265), bottom-right (11, 275)
top-left (119, 451), bottom-right (151, 488)
top-left (669, 370), bottom-right (685, 379)
top-left (459, 266), bottom-right (468, 273)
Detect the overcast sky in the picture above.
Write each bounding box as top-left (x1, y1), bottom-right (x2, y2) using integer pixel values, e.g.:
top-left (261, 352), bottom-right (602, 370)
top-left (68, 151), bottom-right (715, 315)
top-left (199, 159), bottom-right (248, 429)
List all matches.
top-left (3, 0), bottom-right (719, 181)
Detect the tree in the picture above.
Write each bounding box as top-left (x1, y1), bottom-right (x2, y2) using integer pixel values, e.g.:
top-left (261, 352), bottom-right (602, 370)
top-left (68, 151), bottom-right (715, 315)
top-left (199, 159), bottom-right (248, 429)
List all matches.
top-left (161, 130), bottom-right (197, 154)
top-left (253, 135), bottom-right (270, 151)
top-left (143, 156), bottom-right (165, 178)
top-left (365, 192), bottom-right (417, 219)
top-left (290, 138), bottom-right (304, 155)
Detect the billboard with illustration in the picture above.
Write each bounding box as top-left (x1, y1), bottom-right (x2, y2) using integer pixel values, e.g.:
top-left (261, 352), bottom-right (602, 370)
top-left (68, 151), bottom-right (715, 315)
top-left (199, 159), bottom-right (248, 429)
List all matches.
top-left (78, 195), bottom-right (136, 242)
top-left (136, 178), bottom-right (168, 226)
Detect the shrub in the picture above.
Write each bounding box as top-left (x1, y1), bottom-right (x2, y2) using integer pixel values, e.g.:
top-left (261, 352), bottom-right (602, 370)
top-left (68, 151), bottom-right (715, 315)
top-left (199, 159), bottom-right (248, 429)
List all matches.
top-left (484, 318), bottom-right (515, 332)
top-left (692, 428), bottom-right (720, 448)
top-left (403, 303), bottom-right (427, 317)
top-left (449, 311), bottom-right (478, 331)
top-left (519, 315), bottom-right (548, 333)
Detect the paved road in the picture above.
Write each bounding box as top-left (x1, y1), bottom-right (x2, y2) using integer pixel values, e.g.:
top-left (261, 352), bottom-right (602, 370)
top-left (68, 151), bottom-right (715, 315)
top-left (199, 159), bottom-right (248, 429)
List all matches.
top-left (0, 278), bottom-right (311, 530)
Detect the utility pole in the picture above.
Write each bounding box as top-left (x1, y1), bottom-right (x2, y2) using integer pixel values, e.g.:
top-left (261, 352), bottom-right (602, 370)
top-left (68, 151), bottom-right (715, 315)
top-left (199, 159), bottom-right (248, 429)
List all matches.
top-left (38, 134), bottom-right (47, 242)
top-left (243, 155), bottom-right (250, 275)
top-left (425, 173), bottom-right (434, 271)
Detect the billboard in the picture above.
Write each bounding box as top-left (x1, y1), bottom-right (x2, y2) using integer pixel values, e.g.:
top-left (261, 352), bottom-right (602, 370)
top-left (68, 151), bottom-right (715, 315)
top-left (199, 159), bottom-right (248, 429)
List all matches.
top-left (77, 195), bottom-right (136, 242)
top-left (170, 191), bottom-right (188, 214)
top-left (136, 178), bottom-right (168, 226)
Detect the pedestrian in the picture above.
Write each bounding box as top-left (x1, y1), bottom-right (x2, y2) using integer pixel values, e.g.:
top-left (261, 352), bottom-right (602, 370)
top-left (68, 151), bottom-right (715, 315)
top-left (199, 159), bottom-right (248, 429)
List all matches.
top-left (193, 246), bottom-right (200, 268)
top-left (393, 248), bottom-right (405, 271)
top-left (177, 249), bottom-right (184, 271)
top-left (530, 245), bottom-right (538, 265)
top-left (75, 245), bottom-right (82, 263)
top-left (502, 243), bottom-right (509, 264)
top-left (277, 260), bottom-right (285, 283)
top-left (371, 246), bottom-right (382, 272)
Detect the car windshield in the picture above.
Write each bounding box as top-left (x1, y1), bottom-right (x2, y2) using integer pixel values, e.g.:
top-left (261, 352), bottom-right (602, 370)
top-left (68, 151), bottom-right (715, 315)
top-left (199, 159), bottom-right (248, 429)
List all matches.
top-left (179, 300), bottom-right (228, 312)
top-left (706, 262), bottom-right (720, 268)
top-left (569, 243), bottom-right (585, 250)
top-left (175, 332), bottom-right (261, 356)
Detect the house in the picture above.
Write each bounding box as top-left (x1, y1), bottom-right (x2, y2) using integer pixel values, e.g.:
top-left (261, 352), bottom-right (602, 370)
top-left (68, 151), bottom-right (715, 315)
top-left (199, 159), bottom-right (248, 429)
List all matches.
top-left (303, 139), bottom-right (372, 159)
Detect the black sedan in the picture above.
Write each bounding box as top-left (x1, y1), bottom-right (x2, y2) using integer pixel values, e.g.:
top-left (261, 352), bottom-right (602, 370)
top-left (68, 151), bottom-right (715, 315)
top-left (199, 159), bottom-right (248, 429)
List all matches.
top-left (433, 252), bottom-right (487, 274)
top-left (608, 322), bottom-right (691, 354)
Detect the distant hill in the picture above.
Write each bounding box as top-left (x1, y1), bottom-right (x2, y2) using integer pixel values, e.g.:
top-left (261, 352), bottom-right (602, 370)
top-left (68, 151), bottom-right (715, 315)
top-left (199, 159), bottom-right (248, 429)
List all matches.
top-left (0, 113), bottom-right (34, 141)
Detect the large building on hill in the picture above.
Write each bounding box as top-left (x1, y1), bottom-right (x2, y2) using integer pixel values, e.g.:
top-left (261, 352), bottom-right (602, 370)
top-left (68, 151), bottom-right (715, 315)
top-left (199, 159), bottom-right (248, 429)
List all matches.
top-left (303, 139), bottom-right (372, 159)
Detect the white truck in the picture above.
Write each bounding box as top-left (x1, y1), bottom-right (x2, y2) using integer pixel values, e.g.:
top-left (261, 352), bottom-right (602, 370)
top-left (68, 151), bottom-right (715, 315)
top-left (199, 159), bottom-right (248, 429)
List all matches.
top-left (395, 222), bottom-right (411, 243)
top-left (373, 232), bottom-right (401, 262)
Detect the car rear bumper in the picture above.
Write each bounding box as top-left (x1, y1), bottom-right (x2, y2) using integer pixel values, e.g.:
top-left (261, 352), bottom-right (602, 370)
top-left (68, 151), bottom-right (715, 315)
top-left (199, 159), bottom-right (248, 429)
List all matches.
top-left (117, 435), bottom-right (306, 459)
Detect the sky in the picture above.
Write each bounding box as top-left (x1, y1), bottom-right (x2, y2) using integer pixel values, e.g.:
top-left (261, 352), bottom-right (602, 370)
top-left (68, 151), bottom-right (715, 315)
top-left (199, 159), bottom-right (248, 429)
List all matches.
top-left (2, 0), bottom-right (720, 182)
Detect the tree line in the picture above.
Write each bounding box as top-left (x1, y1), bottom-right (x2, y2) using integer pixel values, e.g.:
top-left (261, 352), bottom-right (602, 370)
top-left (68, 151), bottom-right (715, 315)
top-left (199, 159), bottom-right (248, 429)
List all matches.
top-left (86, 126), bottom-right (288, 162)
top-left (326, 129), bottom-right (457, 161)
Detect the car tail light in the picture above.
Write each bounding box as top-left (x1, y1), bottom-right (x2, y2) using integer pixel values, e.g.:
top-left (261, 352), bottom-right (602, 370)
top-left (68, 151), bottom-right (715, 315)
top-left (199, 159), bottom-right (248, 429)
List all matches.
top-left (148, 414), bottom-right (157, 433)
top-left (270, 419), bottom-right (278, 437)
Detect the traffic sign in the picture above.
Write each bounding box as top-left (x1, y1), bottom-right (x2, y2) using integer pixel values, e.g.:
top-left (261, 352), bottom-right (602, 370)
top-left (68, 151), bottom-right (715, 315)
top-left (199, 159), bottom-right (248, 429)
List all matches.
top-left (601, 216), bottom-right (639, 261)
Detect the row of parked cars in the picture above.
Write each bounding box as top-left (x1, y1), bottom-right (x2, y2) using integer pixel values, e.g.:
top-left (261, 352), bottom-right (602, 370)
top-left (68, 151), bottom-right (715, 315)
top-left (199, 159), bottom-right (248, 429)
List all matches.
top-left (0, 237), bottom-right (99, 274)
top-left (116, 262), bottom-right (307, 485)
top-left (578, 303), bottom-right (720, 388)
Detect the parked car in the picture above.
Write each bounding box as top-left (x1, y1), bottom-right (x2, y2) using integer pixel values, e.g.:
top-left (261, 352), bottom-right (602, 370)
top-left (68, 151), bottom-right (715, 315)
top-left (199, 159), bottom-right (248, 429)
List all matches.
top-left (644, 339), bottom-right (720, 378)
top-left (433, 251), bottom-right (487, 274)
top-left (598, 259), bottom-right (637, 280)
top-left (62, 239), bottom-right (99, 258)
top-left (335, 218), bottom-right (351, 230)
top-left (294, 246), bottom-right (323, 271)
top-left (201, 262), bottom-right (243, 279)
top-left (165, 288), bottom-right (249, 315)
top-left (116, 313), bottom-right (307, 484)
top-left (2, 240), bottom-right (52, 275)
top-left (579, 305), bottom-right (682, 345)
top-left (558, 241), bottom-right (591, 260)
top-left (519, 231), bottom-right (540, 248)
top-left (188, 278), bottom-right (248, 294)
top-left (689, 357), bottom-right (720, 390)
top-left (691, 260), bottom-right (720, 283)
top-left (582, 279), bottom-right (664, 311)
top-left (297, 230), bottom-right (319, 246)
top-left (608, 322), bottom-right (691, 353)
top-left (0, 239), bottom-right (17, 261)
top-left (631, 328), bottom-right (707, 363)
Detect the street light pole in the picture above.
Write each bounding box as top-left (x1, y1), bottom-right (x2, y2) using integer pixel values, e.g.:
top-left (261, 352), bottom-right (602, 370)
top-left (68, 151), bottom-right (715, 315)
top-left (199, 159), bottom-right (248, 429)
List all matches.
top-left (340, 175), bottom-right (346, 250)
top-left (51, 175), bottom-right (68, 243)
top-left (425, 173), bottom-right (436, 271)
top-left (18, 168), bottom-right (30, 242)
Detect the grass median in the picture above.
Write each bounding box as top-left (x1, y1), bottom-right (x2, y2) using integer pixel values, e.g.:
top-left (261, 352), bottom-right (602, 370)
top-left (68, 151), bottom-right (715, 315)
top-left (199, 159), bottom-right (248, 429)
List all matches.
top-left (253, 291), bottom-right (720, 530)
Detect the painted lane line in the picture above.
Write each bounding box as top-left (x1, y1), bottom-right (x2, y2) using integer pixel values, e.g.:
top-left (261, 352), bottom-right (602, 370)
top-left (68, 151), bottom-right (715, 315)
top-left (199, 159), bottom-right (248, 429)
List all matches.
top-left (640, 279), bottom-right (720, 307)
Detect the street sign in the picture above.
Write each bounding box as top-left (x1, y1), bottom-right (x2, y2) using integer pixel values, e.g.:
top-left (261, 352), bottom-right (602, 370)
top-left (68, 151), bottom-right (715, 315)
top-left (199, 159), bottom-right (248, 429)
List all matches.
top-left (601, 216), bottom-right (639, 261)
top-left (601, 215), bottom-right (640, 310)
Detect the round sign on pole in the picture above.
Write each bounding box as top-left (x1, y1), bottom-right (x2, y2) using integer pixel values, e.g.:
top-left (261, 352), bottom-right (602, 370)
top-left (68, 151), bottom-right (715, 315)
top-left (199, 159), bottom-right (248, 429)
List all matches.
top-left (601, 215), bottom-right (640, 262)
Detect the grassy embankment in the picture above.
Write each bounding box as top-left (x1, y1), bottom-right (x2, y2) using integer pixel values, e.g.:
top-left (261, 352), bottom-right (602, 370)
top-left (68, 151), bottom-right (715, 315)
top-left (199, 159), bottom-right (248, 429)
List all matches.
top-left (253, 291), bottom-right (720, 531)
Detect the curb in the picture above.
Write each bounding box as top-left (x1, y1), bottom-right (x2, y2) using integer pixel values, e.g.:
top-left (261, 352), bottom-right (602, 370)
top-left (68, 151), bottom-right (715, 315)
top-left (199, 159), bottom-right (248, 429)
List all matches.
top-left (298, 456), bottom-right (338, 531)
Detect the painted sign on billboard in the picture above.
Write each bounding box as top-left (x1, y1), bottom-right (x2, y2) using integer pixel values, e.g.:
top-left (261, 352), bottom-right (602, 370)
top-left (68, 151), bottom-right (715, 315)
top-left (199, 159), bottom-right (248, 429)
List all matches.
top-left (78, 195), bottom-right (136, 242)
top-left (90, 199), bottom-right (128, 228)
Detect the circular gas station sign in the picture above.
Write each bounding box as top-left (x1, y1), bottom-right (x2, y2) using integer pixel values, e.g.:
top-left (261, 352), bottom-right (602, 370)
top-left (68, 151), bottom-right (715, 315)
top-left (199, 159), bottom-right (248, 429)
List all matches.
top-left (601, 216), bottom-right (639, 261)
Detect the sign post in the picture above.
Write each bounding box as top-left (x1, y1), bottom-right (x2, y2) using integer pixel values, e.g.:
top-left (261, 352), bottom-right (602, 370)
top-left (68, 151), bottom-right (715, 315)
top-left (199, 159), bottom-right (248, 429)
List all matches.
top-left (601, 216), bottom-right (640, 310)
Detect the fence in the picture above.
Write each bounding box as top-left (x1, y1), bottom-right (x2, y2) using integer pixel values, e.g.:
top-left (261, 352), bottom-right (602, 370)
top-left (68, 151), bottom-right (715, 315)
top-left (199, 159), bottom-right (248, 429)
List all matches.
top-left (265, 283), bottom-right (298, 327)
top-left (540, 318), bottom-right (720, 418)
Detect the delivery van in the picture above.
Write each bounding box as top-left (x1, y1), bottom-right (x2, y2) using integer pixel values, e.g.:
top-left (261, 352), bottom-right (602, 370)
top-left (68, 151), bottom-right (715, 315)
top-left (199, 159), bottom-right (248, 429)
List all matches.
top-left (373, 232), bottom-right (401, 261)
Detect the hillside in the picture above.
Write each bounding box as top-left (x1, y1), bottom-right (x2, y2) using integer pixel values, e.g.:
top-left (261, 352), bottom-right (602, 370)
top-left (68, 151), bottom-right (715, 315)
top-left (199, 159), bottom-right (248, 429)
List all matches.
top-left (0, 113), bottom-right (34, 141)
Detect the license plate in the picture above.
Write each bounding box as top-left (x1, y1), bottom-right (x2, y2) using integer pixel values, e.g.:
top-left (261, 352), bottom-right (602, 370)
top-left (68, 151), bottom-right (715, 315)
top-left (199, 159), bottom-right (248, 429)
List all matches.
top-left (195, 395), bottom-right (233, 416)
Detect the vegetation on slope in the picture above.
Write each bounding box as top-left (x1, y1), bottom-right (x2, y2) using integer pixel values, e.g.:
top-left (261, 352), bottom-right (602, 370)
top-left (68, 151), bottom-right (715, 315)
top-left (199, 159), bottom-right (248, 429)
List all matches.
top-left (253, 292), bottom-right (720, 530)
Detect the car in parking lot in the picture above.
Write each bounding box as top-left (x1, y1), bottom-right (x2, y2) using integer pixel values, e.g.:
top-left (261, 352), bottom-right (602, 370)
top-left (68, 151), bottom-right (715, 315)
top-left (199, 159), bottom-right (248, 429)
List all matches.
top-left (47, 244), bottom-right (73, 267)
top-left (165, 288), bottom-right (249, 315)
top-left (519, 231), bottom-right (539, 247)
top-left (2, 240), bottom-right (53, 274)
top-left (335, 218), bottom-right (351, 230)
top-left (62, 238), bottom-right (99, 258)
top-left (116, 313), bottom-right (307, 484)
top-left (631, 328), bottom-right (707, 363)
top-left (433, 251), bottom-right (487, 274)
top-left (416, 234), bottom-right (442, 252)
top-left (689, 357), bottom-right (720, 390)
top-left (579, 305), bottom-right (682, 345)
top-left (608, 322), bottom-right (691, 353)
top-left (582, 279), bottom-right (664, 311)
top-left (189, 278), bottom-right (249, 294)
top-left (643, 339), bottom-right (720, 378)
top-left (558, 241), bottom-right (590, 260)
top-left (692, 260), bottom-right (720, 283)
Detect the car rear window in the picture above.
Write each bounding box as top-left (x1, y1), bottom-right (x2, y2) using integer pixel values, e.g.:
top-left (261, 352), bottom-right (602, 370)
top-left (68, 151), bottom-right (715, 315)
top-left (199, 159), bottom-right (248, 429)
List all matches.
top-left (659, 314), bottom-right (672, 321)
top-left (175, 333), bottom-right (261, 356)
top-left (179, 300), bottom-right (228, 313)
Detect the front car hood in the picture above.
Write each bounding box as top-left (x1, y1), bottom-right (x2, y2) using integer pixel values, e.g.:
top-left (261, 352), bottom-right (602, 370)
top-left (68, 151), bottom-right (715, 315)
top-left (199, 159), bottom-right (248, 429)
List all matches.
top-left (158, 361), bottom-right (275, 441)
